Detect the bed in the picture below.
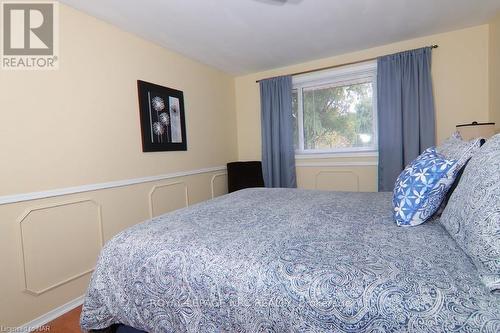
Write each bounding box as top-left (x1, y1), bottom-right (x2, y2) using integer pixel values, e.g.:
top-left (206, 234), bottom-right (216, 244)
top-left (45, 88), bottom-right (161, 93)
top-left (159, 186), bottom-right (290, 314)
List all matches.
top-left (80, 188), bottom-right (499, 332)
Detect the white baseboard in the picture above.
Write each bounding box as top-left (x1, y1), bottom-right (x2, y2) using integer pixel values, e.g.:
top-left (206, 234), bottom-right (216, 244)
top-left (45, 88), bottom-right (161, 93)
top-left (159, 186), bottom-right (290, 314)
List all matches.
top-left (15, 295), bottom-right (84, 332)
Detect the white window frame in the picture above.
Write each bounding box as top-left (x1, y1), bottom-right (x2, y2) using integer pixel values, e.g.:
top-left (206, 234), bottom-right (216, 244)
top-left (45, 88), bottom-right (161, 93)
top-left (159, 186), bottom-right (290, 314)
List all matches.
top-left (293, 61), bottom-right (378, 156)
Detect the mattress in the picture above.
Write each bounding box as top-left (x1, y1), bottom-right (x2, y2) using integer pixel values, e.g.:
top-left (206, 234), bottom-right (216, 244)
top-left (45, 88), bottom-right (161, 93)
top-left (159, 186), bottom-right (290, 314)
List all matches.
top-left (81, 188), bottom-right (500, 332)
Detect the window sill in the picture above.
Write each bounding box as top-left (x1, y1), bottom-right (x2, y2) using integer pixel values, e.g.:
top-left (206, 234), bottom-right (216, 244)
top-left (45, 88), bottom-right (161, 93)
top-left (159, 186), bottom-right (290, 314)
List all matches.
top-left (295, 150), bottom-right (379, 160)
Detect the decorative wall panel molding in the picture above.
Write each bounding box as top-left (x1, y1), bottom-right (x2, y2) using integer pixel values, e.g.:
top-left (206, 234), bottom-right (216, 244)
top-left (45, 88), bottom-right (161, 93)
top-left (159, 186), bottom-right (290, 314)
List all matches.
top-left (0, 166), bottom-right (226, 205)
top-left (148, 182), bottom-right (189, 218)
top-left (296, 161), bottom-right (378, 167)
top-left (17, 199), bottom-right (103, 296)
top-left (210, 173), bottom-right (228, 199)
top-left (295, 151), bottom-right (378, 159)
top-left (314, 171), bottom-right (360, 192)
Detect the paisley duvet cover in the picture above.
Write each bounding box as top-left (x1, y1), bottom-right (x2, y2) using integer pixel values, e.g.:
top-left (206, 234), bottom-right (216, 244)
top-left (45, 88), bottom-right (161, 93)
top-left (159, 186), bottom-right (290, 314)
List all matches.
top-left (81, 188), bottom-right (500, 332)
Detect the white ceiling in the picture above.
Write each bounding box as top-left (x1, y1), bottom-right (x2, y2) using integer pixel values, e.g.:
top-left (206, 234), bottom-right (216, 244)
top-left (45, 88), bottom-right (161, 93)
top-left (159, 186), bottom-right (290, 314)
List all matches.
top-left (60, 0), bottom-right (500, 75)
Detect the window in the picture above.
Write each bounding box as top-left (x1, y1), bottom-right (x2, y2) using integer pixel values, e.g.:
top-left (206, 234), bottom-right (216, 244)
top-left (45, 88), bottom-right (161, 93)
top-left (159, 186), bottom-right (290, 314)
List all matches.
top-left (292, 62), bottom-right (377, 155)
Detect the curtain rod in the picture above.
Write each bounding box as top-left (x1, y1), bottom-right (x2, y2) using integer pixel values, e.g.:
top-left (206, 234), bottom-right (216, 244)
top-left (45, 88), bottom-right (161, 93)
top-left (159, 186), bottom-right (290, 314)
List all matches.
top-left (255, 44), bottom-right (438, 83)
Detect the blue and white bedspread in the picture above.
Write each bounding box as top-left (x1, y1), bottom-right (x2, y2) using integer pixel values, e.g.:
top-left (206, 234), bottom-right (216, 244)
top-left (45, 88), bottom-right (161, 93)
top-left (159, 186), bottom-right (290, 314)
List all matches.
top-left (81, 188), bottom-right (500, 332)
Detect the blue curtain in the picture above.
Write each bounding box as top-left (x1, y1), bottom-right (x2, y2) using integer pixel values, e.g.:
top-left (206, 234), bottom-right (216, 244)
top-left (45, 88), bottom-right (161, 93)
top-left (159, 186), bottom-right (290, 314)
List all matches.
top-left (260, 76), bottom-right (297, 188)
top-left (377, 47), bottom-right (436, 192)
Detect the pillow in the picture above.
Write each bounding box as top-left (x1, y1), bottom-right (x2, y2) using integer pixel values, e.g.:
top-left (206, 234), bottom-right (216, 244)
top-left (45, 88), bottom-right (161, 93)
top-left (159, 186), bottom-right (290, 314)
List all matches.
top-left (442, 159), bottom-right (469, 207)
top-left (436, 132), bottom-right (482, 170)
top-left (433, 133), bottom-right (482, 214)
top-left (392, 149), bottom-right (458, 227)
top-left (440, 134), bottom-right (500, 291)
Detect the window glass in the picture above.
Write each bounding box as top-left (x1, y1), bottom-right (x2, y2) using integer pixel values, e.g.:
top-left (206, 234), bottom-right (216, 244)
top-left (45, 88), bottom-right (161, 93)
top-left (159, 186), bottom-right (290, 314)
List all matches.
top-left (302, 81), bottom-right (374, 150)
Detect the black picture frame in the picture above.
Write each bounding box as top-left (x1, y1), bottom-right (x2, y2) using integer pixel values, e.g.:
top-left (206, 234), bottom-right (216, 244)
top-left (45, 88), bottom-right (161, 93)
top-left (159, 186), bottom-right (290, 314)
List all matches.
top-left (137, 80), bottom-right (187, 152)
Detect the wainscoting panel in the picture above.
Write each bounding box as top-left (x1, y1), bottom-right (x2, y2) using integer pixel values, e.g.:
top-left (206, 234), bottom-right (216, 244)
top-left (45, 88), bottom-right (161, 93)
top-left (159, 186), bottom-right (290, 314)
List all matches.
top-left (211, 173), bottom-right (228, 198)
top-left (149, 182), bottom-right (189, 218)
top-left (18, 200), bottom-right (103, 296)
top-left (296, 159), bottom-right (378, 192)
top-left (0, 169), bottom-right (228, 328)
top-left (314, 171), bottom-right (360, 192)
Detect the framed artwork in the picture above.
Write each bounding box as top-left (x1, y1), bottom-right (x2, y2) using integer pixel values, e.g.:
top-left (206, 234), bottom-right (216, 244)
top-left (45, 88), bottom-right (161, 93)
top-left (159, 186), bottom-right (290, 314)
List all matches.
top-left (137, 80), bottom-right (187, 152)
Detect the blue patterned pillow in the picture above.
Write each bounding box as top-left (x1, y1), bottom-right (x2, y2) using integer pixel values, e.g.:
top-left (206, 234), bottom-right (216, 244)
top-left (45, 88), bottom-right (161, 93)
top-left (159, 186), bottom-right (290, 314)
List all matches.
top-left (440, 134), bottom-right (500, 291)
top-left (392, 150), bottom-right (458, 226)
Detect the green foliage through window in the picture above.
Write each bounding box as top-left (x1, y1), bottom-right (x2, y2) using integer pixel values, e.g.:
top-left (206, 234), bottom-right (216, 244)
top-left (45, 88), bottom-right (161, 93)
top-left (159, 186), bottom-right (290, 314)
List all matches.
top-left (293, 79), bottom-right (376, 152)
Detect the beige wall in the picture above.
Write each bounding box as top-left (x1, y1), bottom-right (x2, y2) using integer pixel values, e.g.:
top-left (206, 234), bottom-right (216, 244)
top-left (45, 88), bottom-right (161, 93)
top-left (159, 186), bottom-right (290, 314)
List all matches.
top-left (490, 12), bottom-right (500, 131)
top-left (0, 4), bottom-right (235, 328)
top-left (0, 5), bottom-right (237, 197)
top-left (235, 25), bottom-right (491, 193)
